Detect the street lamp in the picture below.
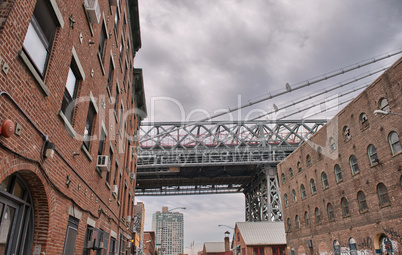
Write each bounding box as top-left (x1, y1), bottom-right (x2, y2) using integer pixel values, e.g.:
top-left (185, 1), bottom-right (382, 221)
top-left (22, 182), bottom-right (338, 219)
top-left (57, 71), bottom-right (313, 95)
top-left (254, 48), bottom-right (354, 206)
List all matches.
top-left (373, 110), bottom-right (402, 117)
top-left (218, 224), bottom-right (234, 229)
top-left (160, 207), bottom-right (186, 255)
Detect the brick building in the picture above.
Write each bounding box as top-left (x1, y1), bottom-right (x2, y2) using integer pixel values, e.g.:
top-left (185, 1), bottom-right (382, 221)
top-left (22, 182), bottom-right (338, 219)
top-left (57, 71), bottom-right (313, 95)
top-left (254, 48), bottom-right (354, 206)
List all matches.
top-left (277, 58), bottom-right (402, 255)
top-left (143, 231), bottom-right (157, 255)
top-left (233, 222), bottom-right (287, 255)
top-left (0, 0), bottom-right (146, 254)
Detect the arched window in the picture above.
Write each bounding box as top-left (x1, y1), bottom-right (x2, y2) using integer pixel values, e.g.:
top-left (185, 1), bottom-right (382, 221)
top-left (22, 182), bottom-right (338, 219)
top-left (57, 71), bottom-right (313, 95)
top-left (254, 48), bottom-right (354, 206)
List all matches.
top-left (377, 183), bottom-right (390, 206)
top-left (388, 131), bottom-right (401, 155)
top-left (289, 168), bottom-right (294, 179)
top-left (357, 191), bottom-right (368, 212)
top-left (310, 179), bottom-right (316, 194)
top-left (349, 238), bottom-right (357, 255)
top-left (304, 211), bottom-right (310, 227)
top-left (0, 174), bottom-right (34, 254)
top-left (341, 197), bottom-right (350, 216)
top-left (284, 194), bottom-right (288, 207)
top-left (321, 172), bottom-right (329, 189)
top-left (315, 207), bottom-right (321, 224)
top-left (329, 137), bottom-right (336, 151)
top-left (297, 161), bottom-right (302, 172)
top-left (343, 126), bottom-right (351, 141)
top-left (367, 144), bottom-right (379, 165)
top-left (295, 215), bottom-right (300, 229)
top-left (334, 164), bottom-right (342, 182)
top-left (287, 218), bottom-right (292, 231)
top-left (379, 98), bottom-right (390, 112)
top-left (306, 155), bottom-right (312, 167)
top-left (292, 189), bottom-right (297, 203)
top-left (327, 203), bottom-right (335, 220)
top-left (349, 155), bottom-right (359, 175)
top-left (281, 173), bottom-right (286, 184)
top-left (300, 184), bottom-right (306, 199)
top-left (360, 113), bottom-right (369, 129)
top-left (333, 240), bottom-right (341, 255)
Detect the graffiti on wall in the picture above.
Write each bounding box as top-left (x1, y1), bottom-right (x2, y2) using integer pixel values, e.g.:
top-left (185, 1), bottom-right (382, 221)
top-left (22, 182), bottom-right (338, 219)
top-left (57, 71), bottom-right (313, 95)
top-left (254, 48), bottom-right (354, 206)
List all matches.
top-left (358, 237), bottom-right (373, 250)
top-left (382, 227), bottom-right (402, 244)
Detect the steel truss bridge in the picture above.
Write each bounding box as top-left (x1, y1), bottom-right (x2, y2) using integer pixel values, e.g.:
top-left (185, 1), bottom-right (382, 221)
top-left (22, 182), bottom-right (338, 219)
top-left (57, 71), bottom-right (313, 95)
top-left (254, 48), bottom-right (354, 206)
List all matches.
top-left (136, 119), bottom-right (326, 221)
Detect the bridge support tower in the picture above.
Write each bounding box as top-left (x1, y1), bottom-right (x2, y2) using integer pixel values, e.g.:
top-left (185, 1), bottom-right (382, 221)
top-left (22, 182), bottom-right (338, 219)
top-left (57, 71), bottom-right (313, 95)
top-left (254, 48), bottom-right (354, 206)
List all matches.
top-left (244, 165), bottom-right (283, 222)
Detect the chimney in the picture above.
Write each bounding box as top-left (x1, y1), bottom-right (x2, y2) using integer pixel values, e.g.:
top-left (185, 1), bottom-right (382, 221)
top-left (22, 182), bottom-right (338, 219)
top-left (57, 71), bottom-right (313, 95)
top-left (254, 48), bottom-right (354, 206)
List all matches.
top-left (162, 206), bottom-right (168, 212)
top-left (224, 231), bottom-right (230, 252)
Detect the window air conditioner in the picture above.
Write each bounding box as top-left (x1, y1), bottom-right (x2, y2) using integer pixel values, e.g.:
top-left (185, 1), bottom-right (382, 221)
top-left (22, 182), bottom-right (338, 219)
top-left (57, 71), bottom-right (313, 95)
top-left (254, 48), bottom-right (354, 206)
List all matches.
top-left (130, 173), bottom-right (136, 179)
top-left (97, 155), bottom-right (111, 172)
top-left (112, 185), bottom-right (118, 194)
top-left (85, 0), bottom-right (101, 24)
top-left (126, 215), bottom-right (131, 223)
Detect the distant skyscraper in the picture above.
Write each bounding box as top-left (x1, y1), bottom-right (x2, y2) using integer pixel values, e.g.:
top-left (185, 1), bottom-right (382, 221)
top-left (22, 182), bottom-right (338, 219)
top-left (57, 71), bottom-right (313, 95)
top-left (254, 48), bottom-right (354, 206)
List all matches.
top-left (152, 207), bottom-right (184, 255)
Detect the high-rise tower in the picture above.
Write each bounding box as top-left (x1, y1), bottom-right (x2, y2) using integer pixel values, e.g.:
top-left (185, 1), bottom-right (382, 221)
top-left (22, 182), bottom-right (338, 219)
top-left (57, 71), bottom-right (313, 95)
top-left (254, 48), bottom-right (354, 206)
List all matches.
top-left (152, 207), bottom-right (185, 255)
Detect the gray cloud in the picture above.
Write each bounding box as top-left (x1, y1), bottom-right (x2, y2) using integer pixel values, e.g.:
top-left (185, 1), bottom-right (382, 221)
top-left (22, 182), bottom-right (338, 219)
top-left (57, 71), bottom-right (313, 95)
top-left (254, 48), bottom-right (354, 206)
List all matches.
top-left (135, 0), bottom-right (402, 251)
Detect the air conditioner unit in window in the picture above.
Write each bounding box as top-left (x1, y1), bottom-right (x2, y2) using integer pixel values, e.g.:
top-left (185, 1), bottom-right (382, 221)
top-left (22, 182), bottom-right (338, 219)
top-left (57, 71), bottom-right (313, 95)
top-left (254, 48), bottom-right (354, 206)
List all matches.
top-left (112, 185), bottom-right (118, 195)
top-left (130, 173), bottom-right (136, 179)
top-left (126, 215), bottom-right (131, 223)
top-left (97, 155), bottom-right (110, 172)
top-left (85, 0), bottom-right (101, 24)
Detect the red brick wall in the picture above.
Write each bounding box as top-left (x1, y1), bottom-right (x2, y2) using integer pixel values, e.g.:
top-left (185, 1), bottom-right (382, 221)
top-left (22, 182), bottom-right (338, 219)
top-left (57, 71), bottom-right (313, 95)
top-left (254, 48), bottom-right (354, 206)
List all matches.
top-left (0, 0), bottom-right (141, 254)
top-left (277, 58), bottom-right (402, 255)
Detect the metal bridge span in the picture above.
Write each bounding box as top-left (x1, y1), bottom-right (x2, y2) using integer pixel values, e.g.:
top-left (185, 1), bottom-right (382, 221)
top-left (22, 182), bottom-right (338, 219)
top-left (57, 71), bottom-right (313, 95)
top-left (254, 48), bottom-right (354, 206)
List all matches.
top-left (136, 119), bottom-right (326, 221)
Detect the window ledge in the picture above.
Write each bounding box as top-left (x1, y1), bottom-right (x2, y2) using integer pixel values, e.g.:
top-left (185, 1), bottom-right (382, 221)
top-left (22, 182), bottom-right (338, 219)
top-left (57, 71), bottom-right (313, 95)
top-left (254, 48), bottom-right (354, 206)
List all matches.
top-left (95, 167), bottom-right (103, 178)
top-left (342, 214), bottom-right (351, 219)
top-left (360, 125), bottom-right (369, 132)
top-left (311, 192), bottom-right (317, 196)
top-left (114, 110), bottom-right (118, 123)
top-left (336, 180), bottom-right (343, 184)
top-left (392, 151), bottom-right (402, 158)
top-left (323, 187), bottom-right (329, 191)
top-left (344, 138), bottom-right (351, 143)
top-left (97, 52), bottom-right (105, 76)
top-left (328, 219), bottom-right (335, 222)
top-left (351, 172), bottom-right (360, 177)
top-left (370, 162), bottom-right (379, 168)
top-left (379, 203), bottom-right (391, 209)
top-left (117, 200), bottom-right (120, 206)
top-left (81, 144), bottom-right (93, 162)
top-left (18, 51), bottom-right (50, 96)
top-left (105, 181), bottom-right (111, 190)
top-left (112, 192), bottom-right (117, 199)
top-left (359, 209), bottom-right (369, 214)
top-left (57, 110), bottom-right (76, 137)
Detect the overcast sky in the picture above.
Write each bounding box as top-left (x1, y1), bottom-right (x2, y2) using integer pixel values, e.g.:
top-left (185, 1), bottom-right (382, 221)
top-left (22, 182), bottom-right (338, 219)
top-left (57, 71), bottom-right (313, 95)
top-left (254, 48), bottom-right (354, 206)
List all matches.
top-left (134, 0), bottom-right (402, 253)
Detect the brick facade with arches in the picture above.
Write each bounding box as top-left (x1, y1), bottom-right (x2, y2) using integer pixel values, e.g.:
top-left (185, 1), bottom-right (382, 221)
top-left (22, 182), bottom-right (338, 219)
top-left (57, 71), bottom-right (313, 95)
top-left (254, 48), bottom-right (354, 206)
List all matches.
top-left (278, 58), bottom-right (402, 255)
top-left (0, 0), bottom-right (146, 253)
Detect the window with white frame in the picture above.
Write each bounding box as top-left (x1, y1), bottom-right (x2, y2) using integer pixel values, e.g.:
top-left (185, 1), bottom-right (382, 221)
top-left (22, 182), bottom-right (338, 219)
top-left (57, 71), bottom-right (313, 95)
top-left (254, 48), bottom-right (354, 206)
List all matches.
top-left (23, 0), bottom-right (58, 76)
